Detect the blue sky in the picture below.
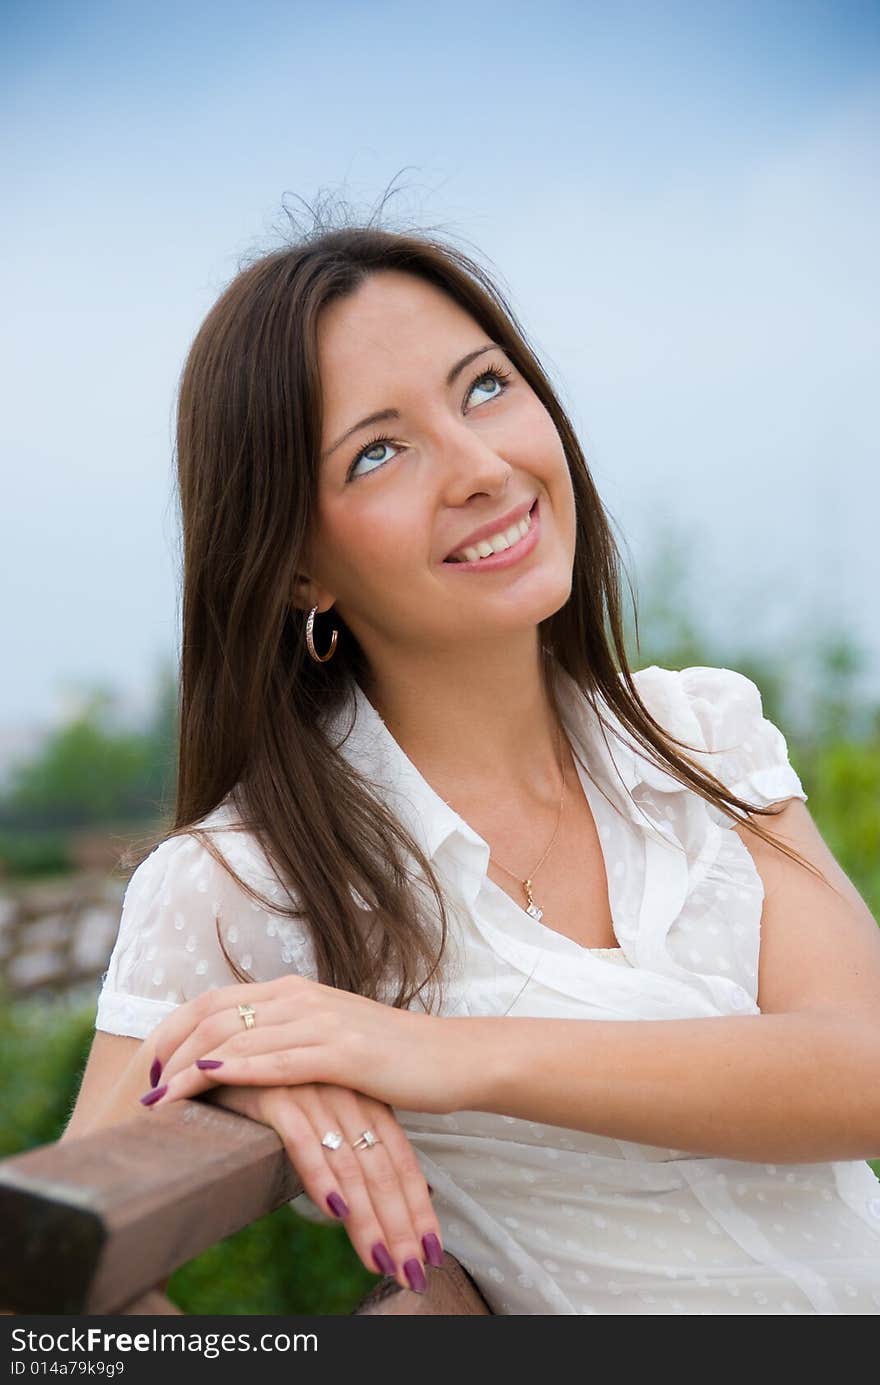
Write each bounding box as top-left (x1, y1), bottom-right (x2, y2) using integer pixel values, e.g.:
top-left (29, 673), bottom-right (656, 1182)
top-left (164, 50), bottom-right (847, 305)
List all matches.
top-left (2, 0), bottom-right (878, 746)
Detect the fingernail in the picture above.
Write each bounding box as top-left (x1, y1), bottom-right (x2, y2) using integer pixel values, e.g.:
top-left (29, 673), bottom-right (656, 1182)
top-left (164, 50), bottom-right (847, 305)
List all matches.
top-left (326, 1192), bottom-right (350, 1219)
top-left (371, 1241), bottom-right (396, 1276)
top-left (422, 1232), bottom-right (444, 1267)
top-left (195, 1059), bottom-right (224, 1069)
top-left (140, 1084), bottom-right (167, 1106)
top-left (427, 1183), bottom-right (434, 1195)
top-left (149, 1057), bottom-right (162, 1087)
top-left (404, 1258), bottom-right (427, 1293)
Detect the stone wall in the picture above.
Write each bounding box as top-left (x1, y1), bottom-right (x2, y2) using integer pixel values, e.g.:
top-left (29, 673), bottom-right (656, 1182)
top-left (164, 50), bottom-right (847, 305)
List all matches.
top-left (0, 873), bottom-right (127, 999)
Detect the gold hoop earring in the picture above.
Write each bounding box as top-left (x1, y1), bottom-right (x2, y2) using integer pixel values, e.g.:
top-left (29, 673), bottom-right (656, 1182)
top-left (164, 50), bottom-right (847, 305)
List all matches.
top-left (306, 604), bottom-right (338, 662)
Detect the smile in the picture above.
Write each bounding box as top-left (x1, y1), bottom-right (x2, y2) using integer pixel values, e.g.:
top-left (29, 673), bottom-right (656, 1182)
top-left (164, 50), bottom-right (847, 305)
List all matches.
top-left (442, 500), bottom-right (540, 572)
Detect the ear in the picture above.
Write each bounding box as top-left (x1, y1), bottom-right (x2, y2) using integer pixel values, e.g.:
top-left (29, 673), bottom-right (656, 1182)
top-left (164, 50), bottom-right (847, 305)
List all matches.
top-left (290, 571), bottom-right (336, 615)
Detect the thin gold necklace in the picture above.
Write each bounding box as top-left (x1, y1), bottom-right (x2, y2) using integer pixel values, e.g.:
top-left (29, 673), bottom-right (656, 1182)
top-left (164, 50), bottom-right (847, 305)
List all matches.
top-left (487, 721), bottom-right (566, 923)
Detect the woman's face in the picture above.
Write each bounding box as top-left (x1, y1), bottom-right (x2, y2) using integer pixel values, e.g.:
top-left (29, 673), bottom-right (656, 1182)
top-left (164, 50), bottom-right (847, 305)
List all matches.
top-left (302, 269), bottom-right (577, 663)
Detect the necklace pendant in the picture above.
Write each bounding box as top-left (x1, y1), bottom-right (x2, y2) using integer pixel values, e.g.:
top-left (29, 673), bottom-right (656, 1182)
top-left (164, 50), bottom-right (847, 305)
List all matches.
top-left (523, 879), bottom-right (544, 922)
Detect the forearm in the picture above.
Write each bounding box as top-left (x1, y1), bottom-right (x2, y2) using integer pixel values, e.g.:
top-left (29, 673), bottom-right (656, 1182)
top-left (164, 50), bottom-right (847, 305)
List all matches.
top-left (61, 1042), bottom-right (156, 1141)
top-left (457, 1011), bottom-right (880, 1164)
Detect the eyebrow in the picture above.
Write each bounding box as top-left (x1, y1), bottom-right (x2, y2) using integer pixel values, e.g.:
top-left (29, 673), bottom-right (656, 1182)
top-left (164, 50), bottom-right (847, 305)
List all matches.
top-left (321, 343), bottom-right (502, 461)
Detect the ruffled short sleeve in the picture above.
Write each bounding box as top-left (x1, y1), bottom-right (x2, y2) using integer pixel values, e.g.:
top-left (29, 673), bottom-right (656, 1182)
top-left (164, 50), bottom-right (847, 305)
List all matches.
top-left (95, 821), bottom-right (318, 1041)
top-left (676, 665), bottom-right (808, 813)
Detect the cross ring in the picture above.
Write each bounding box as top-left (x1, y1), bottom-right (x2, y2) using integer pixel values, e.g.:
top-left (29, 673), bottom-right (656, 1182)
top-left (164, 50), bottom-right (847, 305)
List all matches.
top-left (237, 1003), bottom-right (256, 1030)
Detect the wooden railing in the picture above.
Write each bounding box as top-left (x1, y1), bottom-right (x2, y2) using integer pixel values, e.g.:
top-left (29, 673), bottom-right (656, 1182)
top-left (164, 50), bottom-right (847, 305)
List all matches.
top-left (0, 1100), bottom-right (493, 1316)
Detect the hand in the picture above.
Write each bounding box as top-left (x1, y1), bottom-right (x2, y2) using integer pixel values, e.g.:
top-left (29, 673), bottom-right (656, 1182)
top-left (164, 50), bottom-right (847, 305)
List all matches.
top-left (202, 1081), bottom-right (443, 1294)
top-left (140, 974), bottom-right (479, 1114)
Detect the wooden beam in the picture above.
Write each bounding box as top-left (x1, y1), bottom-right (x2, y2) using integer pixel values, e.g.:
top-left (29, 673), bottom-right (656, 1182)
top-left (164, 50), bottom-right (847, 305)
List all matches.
top-left (0, 1100), bottom-right (302, 1314)
top-left (354, 1254), bottom-right (493, 1315)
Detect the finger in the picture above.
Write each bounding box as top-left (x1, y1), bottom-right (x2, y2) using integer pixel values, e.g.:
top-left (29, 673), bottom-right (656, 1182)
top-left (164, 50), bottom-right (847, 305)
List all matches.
top-left (328, 1092), bottom-right (434, 1295)
top-left (367, 1103), bottom-right (444, 1270)
top-left (146, 973), bottom-right (324, 1085)
top-left (139, 1020), bottom-right (334, 1108)
top-left (156, 996), bottom-right (308, 1088)
top-left (199, 1082), bottom-right (267, 1123)
top-left (294, 1088), bottom-right (402, 1282)
top-left (246, 1087), bottom-right (361, 1228)
top-left (231, 1082), bottom-right (433, 1289)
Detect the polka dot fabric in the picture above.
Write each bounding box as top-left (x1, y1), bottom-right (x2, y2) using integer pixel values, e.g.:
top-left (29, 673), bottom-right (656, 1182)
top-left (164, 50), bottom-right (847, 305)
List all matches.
top-left (95, 664), bottom-right (880, 1314)
top-left (95, 824), bottom-right (318, 1036)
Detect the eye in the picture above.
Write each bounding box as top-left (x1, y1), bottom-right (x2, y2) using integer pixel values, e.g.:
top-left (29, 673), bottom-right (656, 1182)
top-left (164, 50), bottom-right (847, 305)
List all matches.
top-left (346, 434), bottom-right (400, 481)
top-left (467, 367), bottom-right (511, 405)
top-left (345, 362), bottom-right (514, 481)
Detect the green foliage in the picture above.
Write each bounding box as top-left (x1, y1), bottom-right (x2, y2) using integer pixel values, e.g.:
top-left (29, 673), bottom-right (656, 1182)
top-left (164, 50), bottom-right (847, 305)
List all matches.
top-left (0, 662), bottom-right (178, 839)
top-left (0, 828), bottom-right (72, 878)
top-left (0, 987), bottom-right (95, 1156)
top-left (5, 709), bottom-right (153, 823)
top-left (167, 1206), bottom-right (376, 1316)
top-left (797, 736), bottom-right (880, 916)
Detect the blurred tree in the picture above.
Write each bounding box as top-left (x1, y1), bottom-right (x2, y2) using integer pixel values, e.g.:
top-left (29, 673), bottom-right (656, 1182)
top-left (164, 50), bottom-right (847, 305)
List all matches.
top-left (0, 659), bottom-right (178, 832)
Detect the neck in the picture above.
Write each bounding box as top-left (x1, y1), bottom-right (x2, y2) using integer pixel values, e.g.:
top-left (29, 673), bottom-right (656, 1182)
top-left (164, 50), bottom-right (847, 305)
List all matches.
top-left (360, 633), bottom-right (565, 808)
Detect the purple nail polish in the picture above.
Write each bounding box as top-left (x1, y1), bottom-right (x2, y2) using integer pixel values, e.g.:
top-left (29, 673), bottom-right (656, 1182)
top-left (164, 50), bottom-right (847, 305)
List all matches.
top-left (149, 1057), bottom-right (162, 1087)
top-left (404, 1258), bottom-right (427, 1293)
top-left (140, 1084), bottom-right (167, 1106)
top-left (371, 1241), bottom-right (396, 1276)
top-left (422, 1232), bottom-right (444, 1267)
top-left (326, 1192), bottom-right (350, 1219)
top-left (195, 1058), bottom-right (224, 1070)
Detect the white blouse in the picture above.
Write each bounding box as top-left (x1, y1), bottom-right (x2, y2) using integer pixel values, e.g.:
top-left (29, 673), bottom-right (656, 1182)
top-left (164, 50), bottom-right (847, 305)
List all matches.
top-left (95, 664), bottom-right (880, 1315)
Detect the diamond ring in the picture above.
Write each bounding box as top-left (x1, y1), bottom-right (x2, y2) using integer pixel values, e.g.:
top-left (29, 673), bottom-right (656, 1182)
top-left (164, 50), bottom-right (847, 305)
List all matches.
top-left (321, 1130), bottom-right (344, 1151)
top-left (352, 1129), bottom-right (381, 1151)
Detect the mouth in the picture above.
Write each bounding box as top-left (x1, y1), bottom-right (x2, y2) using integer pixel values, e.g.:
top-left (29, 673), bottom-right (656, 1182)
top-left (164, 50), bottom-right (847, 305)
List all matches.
top-left (442, 498), bottom-right (540, 572)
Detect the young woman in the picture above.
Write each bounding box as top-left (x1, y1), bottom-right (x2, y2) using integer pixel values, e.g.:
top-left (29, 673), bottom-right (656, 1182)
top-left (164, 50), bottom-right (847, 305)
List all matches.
top-left (64, 223), bottom-right (880, 1314)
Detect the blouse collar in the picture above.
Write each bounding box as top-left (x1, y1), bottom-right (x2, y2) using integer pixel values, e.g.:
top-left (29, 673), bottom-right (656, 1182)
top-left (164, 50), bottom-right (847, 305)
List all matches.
top-left (321, 663), bottom-right (683, 910)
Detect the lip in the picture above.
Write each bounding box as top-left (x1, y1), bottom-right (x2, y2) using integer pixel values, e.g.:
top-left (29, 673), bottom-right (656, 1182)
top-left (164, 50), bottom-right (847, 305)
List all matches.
top-left (441, 499), bottom-right (540, 573)
top-left (443, 497), bottom-right (537, 563)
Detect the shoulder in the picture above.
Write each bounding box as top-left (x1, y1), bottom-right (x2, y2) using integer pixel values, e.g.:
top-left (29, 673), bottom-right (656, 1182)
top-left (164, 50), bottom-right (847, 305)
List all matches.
top-left (115, 799), bottom-right (310, 970)
top-left (629, 664), bottom-right (807, 812)
top-left (97, 802), bottom-right (317, 1039)
top-left (631, 663), bottom-right (771, 743)
top-left (124, 800), bottom-right (286, 906)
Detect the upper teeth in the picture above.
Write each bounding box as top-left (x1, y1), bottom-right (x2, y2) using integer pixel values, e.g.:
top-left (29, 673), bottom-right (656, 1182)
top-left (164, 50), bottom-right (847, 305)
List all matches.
top-left (450, 508), bottom-right (533, 563)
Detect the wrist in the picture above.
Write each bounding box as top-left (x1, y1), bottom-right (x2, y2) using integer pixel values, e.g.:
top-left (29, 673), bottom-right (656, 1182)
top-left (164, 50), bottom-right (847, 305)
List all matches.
top-left (443, 1016), bottom-right (514, 1113)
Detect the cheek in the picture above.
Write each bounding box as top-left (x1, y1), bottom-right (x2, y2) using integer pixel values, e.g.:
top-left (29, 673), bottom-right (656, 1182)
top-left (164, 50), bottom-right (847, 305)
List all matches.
top-left (322, 503), bottom-right (420, 586)
top-left (526, 423), bottom-right (573, 515)
top-left (517, 403), bottom-right (568, 475)
top-left (530, 422), bottom-right (576, 547)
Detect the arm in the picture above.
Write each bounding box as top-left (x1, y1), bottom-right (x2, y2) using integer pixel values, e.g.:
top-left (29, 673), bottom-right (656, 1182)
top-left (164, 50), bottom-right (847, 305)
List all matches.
top-left (466, 1007), bottom-right (878, 1164)
top-left (61, 1030), bottom-right (158, 1141)
top-left (61, 1031), bottom-right (178, 1298)
top-left (133, 803), bottom-right (880, 1164)
top-left (461, 799), bottom-right (880, 1164)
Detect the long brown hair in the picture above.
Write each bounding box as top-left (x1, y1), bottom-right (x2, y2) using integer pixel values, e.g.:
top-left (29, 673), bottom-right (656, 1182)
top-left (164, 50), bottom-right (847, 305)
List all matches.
top-left (126, 206), bottom-right (834, 1013)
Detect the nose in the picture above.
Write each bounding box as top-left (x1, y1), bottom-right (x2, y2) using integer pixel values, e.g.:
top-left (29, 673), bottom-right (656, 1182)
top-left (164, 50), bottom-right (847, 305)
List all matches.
top-left (435, 415), bottom-right (515, 505)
